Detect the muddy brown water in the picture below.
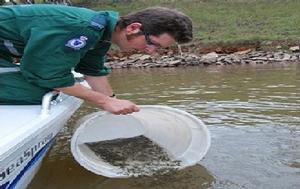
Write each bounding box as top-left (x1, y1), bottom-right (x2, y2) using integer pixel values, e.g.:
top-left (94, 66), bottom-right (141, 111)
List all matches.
top-left (28, 63), bottom-right (300, 189)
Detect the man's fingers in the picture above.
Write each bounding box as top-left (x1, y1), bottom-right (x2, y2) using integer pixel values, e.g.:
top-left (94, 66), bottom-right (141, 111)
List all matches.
top-left (117, 106), bottom-right (139, 115)
top-left (133, 105), bottom-right (140, 112)
top-left (111, 108), bottom-right (132, 115)
top-left (103, 98), bottom-right (140, 115)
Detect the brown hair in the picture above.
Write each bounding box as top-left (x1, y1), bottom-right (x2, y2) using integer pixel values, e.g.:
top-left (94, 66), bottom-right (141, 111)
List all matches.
top-left (117, 7), bottom-right (193, 44)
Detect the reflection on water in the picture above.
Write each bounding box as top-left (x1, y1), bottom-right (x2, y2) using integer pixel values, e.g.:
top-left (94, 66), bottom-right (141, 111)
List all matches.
top-left (29, 63), bottom-right (300, 189)
top-left (98, 165), bottom-right (214, 189)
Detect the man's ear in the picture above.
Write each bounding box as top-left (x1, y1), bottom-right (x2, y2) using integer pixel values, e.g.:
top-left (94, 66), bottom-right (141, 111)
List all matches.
top-left (125, 22), bottom-right (142, 34)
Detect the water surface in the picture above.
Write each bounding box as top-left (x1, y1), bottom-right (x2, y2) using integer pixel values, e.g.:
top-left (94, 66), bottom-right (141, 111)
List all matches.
top-left (29, 63), bottom-right (300, 189)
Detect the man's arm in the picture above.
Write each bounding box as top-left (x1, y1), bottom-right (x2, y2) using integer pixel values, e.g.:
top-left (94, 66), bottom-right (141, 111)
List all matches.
top-left (54, 83), bottom-right (139, 115)
top-left (84, 75), bottom-right (113, 96)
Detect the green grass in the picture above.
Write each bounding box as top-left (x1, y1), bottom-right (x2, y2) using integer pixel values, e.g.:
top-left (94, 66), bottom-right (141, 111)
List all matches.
top-left (75, 0), bottom-right (300, 44)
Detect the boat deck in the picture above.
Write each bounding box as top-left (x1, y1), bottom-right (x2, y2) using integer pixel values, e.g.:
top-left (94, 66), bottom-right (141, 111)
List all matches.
top-left (1, 105), bottom-right (41, 144)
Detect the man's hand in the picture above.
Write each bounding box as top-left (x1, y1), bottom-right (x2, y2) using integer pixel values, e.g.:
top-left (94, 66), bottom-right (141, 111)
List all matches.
top-left (55, 83), bottom-right (139, 115)
top-left (101, 97), bottom-right (140, 115)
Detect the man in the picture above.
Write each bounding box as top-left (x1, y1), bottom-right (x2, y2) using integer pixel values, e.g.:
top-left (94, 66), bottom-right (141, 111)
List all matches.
top-left (0, 4), bottom-right (193, 114)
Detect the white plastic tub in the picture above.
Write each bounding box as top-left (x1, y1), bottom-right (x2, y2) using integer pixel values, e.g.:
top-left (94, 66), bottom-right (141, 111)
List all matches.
top-left (71, 105), bottom-right (210, 178)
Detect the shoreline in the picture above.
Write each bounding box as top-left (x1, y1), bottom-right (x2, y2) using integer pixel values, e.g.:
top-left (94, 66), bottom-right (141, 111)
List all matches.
top-left (105, 49), bottom-right (300, 69)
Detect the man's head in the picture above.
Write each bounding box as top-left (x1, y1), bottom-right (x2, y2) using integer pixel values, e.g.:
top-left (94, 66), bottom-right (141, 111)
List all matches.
top-left (112, 7), bottom-right (193, 54)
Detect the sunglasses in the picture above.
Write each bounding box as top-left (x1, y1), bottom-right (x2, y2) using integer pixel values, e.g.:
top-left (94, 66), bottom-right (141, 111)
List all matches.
top-left (143, 32), bottom-right (161, 48)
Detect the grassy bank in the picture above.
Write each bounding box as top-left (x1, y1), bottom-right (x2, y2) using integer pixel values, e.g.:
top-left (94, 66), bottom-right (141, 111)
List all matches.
top-left (73, 0), bottom-right (300, 45)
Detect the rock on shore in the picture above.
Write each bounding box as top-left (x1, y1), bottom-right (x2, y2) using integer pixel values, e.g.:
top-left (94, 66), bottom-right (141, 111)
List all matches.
top-left (105, 49), bottom-right (300, 69)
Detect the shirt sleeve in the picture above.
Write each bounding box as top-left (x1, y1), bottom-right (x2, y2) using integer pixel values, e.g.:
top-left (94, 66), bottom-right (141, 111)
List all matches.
top-left (20, 26), bottom-right (101, 89)
top-left (74, 41), bottom-right (111, 76)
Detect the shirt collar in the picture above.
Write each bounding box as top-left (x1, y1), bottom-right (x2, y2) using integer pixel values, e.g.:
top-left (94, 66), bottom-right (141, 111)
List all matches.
top-left (102, 11), bottom-right (119, 42)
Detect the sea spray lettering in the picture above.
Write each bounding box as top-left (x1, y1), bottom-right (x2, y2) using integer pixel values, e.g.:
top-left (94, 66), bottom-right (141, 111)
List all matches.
top-left (0, 133), bottom-right (53, 183)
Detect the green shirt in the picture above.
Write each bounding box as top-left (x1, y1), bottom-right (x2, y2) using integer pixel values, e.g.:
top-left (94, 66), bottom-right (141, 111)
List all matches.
top-left (0, 4), bottom-right (118, 89)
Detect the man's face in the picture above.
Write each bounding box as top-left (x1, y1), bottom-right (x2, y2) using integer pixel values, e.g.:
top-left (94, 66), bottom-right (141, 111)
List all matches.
top-left (117, 23), bottom-right (175, 54)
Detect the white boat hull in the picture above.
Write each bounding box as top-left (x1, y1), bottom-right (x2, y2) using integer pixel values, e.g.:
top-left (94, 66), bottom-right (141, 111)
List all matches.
top-left (0, 93), bottom-right (83, 189)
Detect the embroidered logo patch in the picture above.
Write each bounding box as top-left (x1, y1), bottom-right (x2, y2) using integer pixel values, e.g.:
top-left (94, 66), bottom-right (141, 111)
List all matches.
top-left (65, 36), bottom-right (88, 50)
